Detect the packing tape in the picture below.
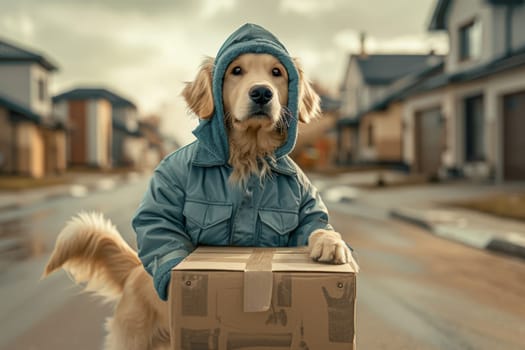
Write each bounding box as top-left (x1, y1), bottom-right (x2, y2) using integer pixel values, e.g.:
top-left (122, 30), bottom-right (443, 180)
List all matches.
top-left (244, 248), bottom-right (275, 312)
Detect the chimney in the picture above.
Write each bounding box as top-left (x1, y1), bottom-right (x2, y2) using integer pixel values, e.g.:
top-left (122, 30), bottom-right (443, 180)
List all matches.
top-left (427, 48), bottom-right (440, 65)
top-left (359, 31), bottom-right (367, 58)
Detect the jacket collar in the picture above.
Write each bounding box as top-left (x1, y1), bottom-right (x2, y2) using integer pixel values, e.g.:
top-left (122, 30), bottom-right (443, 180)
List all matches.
top-left (191, 138), bottom-right (297, 176)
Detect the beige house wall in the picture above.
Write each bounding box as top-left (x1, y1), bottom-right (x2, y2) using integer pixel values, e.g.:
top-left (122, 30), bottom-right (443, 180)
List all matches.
top-left (17, 122), bottom-right (44, 178)
top-left (359, 102), bottom-right (403, 162)
top-left (87, 99), bottom-right (112, 168)
top-left (56, 131), bottom-right (67, 172)
top-left (98, 99), bottom-right (112, 168)
top-left (0, 108), bottom-right (55, 177)
top-left (43, 128), bottom-right (67, 174)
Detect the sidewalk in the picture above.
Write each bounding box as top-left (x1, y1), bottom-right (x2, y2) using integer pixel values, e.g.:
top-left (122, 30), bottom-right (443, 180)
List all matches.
top-left (391, 206), bottom-right (525, 258)
top-left (317, 174), bottom-right (525, 261)
top-left (381, 184), bottom-right (525, 260)
top-left (0, 171), bottom-right (144, 213)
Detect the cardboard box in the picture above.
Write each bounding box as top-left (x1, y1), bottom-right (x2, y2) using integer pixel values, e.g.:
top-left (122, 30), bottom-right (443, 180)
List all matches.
top-left (170, 247), bottom-right (357, 349)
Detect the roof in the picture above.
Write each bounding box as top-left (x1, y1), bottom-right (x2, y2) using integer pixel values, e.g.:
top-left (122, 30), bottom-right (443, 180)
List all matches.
top-left (428, 0), bottom-right (525, 31)
top-left (0, 94), bottom-right (67, 130)
top-left (53, 88), bottom-right (137, 109)
top-left (353, 54), bottom-right (441, 86)
top-left (0, 38), bottom-right (58, 71)
top-left (0, 94), bottom-right (41, 124)
top-left (413, 44), bottom-right (525, 94)
top-left (338, 62), bottom-right (446, 127)
top-left (337, 45), bottom-right (525, 128)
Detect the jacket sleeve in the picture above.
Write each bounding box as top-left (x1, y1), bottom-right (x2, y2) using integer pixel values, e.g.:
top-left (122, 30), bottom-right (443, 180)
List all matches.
top-left (288, 171), bottom-right (334, 247)
top-left (132, 157), bottom-right (193, 301)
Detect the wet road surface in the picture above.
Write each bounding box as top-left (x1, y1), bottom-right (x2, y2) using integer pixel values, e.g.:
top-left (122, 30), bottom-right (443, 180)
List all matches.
top-left (0, 176), bottom-right (524, 349)
top-left (331, 203), bottom-right (525, 349)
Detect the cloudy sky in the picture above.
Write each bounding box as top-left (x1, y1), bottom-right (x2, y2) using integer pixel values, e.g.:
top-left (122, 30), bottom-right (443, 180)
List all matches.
top-left (0, 0), bottom-right (447, 145)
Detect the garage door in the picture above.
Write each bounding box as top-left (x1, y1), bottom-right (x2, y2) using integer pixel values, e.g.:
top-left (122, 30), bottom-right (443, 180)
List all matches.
top-left (503, 91), bottom-right (525, 181)
top-left (415, 107), bottom-right (443, 176)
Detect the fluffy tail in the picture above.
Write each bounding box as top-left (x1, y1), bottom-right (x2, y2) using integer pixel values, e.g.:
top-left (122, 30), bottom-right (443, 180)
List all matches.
top-left (43, 212), bottom-right (141, 301)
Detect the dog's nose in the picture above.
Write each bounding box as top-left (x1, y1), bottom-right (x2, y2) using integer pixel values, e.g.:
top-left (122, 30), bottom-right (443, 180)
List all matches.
top-left (249, 85), bottom-right (273, 105)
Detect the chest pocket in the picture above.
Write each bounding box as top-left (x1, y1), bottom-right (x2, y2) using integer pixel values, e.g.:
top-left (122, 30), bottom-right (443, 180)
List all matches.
top-left (258, 209), bottom-right (299, 247)
top-left (183, 200), bottom-right (232, 246)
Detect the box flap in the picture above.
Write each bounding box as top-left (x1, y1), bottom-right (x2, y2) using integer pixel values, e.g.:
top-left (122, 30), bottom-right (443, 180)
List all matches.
top-left (173, 247), bottom-right (357, 273)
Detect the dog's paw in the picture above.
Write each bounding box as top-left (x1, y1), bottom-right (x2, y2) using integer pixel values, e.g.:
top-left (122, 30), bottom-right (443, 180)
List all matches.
top-left (308, 230), bottom-right (360, 272)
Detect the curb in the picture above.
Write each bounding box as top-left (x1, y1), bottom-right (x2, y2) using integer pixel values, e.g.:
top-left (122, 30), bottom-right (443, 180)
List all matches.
top-left (390, 208), bottom-right (525, 261)
top-left (486, 238), bottom-right (525, 260)
top-left (389, 209), bottom-right (432, 231)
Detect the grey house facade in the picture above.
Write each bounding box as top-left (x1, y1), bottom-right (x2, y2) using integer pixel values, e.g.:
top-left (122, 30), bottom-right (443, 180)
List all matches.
top-left (402, 0), bottom-right (525, 182)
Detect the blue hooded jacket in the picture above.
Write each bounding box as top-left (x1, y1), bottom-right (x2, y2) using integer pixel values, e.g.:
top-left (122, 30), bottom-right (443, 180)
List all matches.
top-left (132, 23), bottom-right (334, 301)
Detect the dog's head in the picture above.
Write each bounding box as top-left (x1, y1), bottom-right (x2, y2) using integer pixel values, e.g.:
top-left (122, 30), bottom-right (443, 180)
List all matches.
top-left (182, 54), bottom-right (320, 129)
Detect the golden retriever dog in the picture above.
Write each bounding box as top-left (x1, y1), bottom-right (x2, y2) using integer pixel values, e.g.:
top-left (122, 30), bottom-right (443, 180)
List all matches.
top-left (43, 53), bottom-right (357, 350)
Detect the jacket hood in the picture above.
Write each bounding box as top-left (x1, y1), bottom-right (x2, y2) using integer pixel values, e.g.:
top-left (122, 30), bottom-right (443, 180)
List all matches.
top-left (192, 23), bottom-right (300, 169)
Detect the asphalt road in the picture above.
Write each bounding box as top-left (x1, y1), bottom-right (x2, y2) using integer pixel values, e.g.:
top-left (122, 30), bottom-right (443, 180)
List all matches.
top-left (0, 176), bottom-right (524, 350)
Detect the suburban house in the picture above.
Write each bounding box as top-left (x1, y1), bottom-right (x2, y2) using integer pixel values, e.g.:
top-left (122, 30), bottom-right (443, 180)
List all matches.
top-left (53, 88), bottom-right (146, 169)
top-left (336, 0), bottom-right (525, 183)
top-left (0, 38), bottom-right (66, 178)
top-left (378, 0), bottom-right (525, 182)
top-left (337, 52), bottom-right (443, 166)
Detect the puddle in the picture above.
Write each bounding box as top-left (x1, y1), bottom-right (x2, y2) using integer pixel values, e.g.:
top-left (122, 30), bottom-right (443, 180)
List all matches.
top-left (0, 211), bottom-right (51, 266)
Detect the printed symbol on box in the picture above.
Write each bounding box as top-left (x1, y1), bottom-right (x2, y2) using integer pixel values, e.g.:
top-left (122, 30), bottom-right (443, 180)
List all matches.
top-left (266, 275), bottom-right (291, 326)
top-left (182, 274), bottom-right (208, 316)
top-left (276, 275), bottom-right (292, 307)
top-left (322, 281), bottom-right (354, 343)
top-left (299, 320), bottom-right (310, 350)
top-left (180, 328), bottom-right (219, 350)
top-left (265, 307), bottom-right (287, 326)
top-left (226, 332), bottom-right (293, 349)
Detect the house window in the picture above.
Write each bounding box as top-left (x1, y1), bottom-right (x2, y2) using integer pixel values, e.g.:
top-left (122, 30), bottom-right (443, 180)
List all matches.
top-left (459, 19), bottom-right (482, 61)
top-left (464, 95), bottom-right (485, 162)
top-left (367, 123), bottom-right (374, 147)
top-left (38, 78), bottom-right (46, 101)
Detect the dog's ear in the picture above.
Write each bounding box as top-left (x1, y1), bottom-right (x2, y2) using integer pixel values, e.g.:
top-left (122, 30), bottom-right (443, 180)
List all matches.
top-left (182, 57), bottom-right (215, 119)
top-left (294, 58), bottom-right (321, 124)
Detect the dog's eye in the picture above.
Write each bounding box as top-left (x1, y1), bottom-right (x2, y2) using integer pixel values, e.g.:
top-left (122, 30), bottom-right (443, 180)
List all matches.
top-left (232, 66), bottom-right (242, 75)
top-left (272, 68), bottom-right (282, 77)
